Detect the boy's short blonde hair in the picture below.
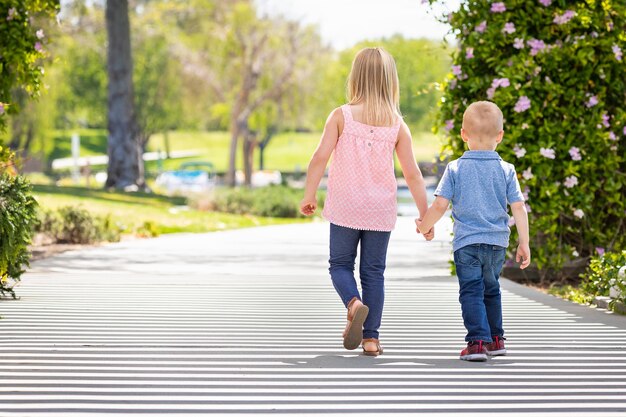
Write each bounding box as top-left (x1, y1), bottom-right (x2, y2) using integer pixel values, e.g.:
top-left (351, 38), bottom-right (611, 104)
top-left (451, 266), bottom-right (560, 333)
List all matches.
top-left (462, 101), bottom-right (504, 141)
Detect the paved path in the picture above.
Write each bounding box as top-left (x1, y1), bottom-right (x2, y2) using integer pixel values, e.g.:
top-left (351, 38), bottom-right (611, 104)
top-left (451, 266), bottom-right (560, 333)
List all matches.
top-left (1, 217), bottom-right (626, 416)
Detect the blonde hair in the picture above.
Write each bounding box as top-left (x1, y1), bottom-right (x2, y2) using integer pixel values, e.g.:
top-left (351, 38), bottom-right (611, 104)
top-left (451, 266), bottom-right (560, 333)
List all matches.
top-left (462, 101), bottom-right (504, 141)
top-left (347, 47), bottom-right (401, 127)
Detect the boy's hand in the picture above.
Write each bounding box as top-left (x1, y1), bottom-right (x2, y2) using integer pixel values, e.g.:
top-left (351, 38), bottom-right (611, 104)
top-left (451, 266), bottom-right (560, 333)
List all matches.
top-left (299, 199), bottom-right (317, 216)
top-left (516, 243), bottom-right (531, 269)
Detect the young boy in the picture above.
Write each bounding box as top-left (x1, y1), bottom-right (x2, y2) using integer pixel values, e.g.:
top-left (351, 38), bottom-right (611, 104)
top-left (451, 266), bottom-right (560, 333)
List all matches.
top-left (416, 101), bottom-right (531, 362)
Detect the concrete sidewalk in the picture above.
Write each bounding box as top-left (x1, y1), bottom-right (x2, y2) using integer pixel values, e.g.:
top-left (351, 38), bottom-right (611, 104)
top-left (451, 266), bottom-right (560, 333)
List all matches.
top-left (0, 217), bottom-right (625, 416)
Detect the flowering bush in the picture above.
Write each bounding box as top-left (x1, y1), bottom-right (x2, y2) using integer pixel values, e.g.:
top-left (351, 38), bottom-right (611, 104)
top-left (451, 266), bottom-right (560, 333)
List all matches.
top-left (0, 145), bottom-right (38, 298)
top-left (1, 1), bottom-right (58, 297)
top-left (0, 1), bottom-right (59, 131)
top-left (425, 0), bottom-right (626, 277)
top-left (581, 250), bottom-right (626, 309)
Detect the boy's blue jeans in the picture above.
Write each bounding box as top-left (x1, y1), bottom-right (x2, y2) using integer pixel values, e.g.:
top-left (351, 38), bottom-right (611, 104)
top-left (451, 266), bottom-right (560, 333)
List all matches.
top-left (453, 243), bottom-right (506, 343)
top-left (329, 223), bottom-right (391, 340)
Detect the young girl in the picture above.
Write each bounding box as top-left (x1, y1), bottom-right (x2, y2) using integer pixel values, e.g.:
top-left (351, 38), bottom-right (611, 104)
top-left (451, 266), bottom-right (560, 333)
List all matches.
top-left (300, 47), bottom-right (431, 356)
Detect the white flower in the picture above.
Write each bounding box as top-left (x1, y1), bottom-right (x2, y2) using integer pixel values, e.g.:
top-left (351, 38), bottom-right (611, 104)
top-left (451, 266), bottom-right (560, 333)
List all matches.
top-left (573, 209), bottom-right (584, 219)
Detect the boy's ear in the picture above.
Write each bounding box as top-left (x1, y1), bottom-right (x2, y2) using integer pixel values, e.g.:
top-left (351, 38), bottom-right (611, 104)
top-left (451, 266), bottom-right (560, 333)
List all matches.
top-left (496, 130), bottom-right (504, 143)
top-left (460, 128), bottom-right (469, 143)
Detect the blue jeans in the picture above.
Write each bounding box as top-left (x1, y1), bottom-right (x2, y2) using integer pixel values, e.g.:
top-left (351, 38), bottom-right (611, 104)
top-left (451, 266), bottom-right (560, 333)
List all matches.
top-left (453, 244), bottom-right (506, 343)
top-left (329, 223), bottom-right (391, 339)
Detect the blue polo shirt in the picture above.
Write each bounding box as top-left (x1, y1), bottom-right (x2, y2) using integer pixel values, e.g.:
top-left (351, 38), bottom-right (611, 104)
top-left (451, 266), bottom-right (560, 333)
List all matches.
top-left (435, 150), bottom-right (524, 252)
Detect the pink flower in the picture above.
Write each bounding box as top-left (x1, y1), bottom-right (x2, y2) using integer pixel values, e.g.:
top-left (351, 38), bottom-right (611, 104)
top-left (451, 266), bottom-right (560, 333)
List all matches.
top-left (573, 209), bottom-right (584, 219)
top-left (503, 22), bottom-right (516, 34)
top-left (554, 10), bottom-right (576, 25)
top-left (465, 47), bottom-right (474, 59)
top-left (508, 216), bottom-right (516, 227)
top-left (0, 102), bottom-right (4, 115)
top-left (596, 247), bottom-right (605, 256)
top-left (522, 167), bottom-right (533, 180)
top-left (585, 95), bottom-right (599, 108)
top-left (445, 119), bottom-right (454, 132)
top-left (522, 186), bottom-right (530, 200)
top-left (613, 44), bottom-right (623, 61)
top-left (513, 144), bottom-right (526, 158)
top-left (476, 21), bottom-right (487, 33)
top-left (491, 2), bottom-right (506, 13)
top-left (513, 38), bottom-right (525, 49)
top-left (609, 132), bottom-right (617, 141)
top-left (514, 96), bottom-right (531, 113)
top-left (525, 203), bottom-right (532, 213)
top-left (486, 87), bottom-right (496, 100)
top-left (601, 113), bottom-right (610, 128)
top-left (492, 78), bottom-right (510, 88)
top-left (36, 29), bottom-right (45, 39)
top-left (563, 175), bottom-right (578, 188)
top-left (34, 42), bottom-right (43, 52)
top-left (7, 7), bottom-right (16, 21)
top-left (452, 65), bottom-right (462, 77)
top-left (569, 147), bottom-right (581, 160)
top-left (540, 147), bottom-right (556, 159)
top-left (527, 39), bottom-right (546, 56)
top-left (623, 126), bottom-right (626, 136)
top-left (539, 0), bottom-right (552, 5)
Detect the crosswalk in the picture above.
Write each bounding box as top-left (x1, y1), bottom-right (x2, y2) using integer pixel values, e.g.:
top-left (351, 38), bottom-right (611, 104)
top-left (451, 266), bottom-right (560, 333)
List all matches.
top-left (1, 219), bottom-right (625, 416)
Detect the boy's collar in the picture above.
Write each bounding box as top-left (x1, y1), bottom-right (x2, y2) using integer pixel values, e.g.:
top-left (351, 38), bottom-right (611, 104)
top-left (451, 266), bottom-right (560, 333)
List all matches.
top-left (460, 150), bottom-right (501, 160)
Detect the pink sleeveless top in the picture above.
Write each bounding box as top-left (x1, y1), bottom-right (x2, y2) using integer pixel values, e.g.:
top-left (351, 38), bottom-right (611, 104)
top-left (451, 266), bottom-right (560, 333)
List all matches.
top-left (322, 105), bottom-right (402, 232)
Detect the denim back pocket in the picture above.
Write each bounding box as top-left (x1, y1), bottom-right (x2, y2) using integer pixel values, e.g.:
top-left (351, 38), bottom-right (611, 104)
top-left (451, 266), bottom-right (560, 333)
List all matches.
top-left (454, 245), bottom-right (482, 267)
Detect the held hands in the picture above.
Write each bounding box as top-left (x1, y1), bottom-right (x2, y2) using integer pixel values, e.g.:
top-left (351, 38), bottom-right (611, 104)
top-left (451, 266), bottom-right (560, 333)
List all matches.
top-left (516, 243), bottom-right (531, 269)
top-left (415, 218), bottom-right (434, 241)
top-left (299, 199), bottom-right (317, 216)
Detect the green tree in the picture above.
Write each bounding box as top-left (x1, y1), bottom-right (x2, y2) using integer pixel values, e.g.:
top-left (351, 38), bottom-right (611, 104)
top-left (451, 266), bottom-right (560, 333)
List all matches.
top-left (132, 5), bottom-right (184, 152)
top-left (425, 0), bottom-right (626, 280)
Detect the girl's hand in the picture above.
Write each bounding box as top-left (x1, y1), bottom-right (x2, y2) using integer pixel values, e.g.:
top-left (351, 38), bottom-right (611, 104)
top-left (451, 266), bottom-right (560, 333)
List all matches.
top-left (300, 199), bottom-right (317, 216)
top-left (415, 218), bottom-right (434, 241)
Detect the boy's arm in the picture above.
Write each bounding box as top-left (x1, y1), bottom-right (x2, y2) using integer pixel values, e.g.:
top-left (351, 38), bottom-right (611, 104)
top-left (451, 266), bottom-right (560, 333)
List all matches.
top-left (510, 201), bottom-right (531, 269)
top-left (417, 196), bottom-right (449, 235)
top-left (395, 123), bottom-right (429, 218)
top-left (300, 109), bottom-right (341, 216)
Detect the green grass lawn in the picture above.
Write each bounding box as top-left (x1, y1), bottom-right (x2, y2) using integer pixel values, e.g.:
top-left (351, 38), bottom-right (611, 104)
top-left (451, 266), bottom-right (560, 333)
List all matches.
top-left (50, 129), bottom-right (443, 173)
top-left (32, 184), bottom-right (309, 235)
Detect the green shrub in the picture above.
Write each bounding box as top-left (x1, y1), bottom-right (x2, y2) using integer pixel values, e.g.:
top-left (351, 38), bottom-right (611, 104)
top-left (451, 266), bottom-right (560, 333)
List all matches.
top-left (425, 0), bottom-right (626, 277)
top-left (0, 146), bottom-right (38, 298)
top-left (34, 206), bottom-right (123, 244)
top-left (213, 186), bottom-right (318, 218)
top-left (581, 250), bottom-right (626, 306)
top-left (547, 284), bottom-right (594, 305)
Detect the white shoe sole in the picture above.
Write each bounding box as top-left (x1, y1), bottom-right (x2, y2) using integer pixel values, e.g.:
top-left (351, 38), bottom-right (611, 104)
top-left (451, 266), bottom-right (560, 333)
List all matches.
top-left (487, 349), bottom-right (507, 356)
top-left (460, 353), bottom-right (488, 362)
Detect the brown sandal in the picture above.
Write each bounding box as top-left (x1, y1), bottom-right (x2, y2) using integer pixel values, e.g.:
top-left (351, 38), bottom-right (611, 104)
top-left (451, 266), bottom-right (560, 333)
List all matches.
top-left (343, 299), bottom-right (369, 350)
top-left (362, 338), bottom-right (383, 356)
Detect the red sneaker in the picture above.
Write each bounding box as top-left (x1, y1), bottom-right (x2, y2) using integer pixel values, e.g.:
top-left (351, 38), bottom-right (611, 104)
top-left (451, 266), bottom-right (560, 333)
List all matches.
top-left (485, 336), bottom-right (507, 356)
top-left (460, 341), bottom-right (488, 362)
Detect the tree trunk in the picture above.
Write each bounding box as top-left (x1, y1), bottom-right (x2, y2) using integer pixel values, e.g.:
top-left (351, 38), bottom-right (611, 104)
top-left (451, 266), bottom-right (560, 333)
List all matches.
top-left (243, 129), bottom-right (256, 187)
top-left (105, 0), bottom-right (144, 190)
top-left (227, 121), bottom-right (240, 187)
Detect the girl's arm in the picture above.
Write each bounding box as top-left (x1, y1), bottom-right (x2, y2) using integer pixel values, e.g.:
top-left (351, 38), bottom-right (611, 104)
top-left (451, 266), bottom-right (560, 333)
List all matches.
top-left (416, 196), bottom-right (449, 237)
top-left (300, 108), bottom-right (342, 216)
top-left (396, 122), bottom-right (429, 220)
